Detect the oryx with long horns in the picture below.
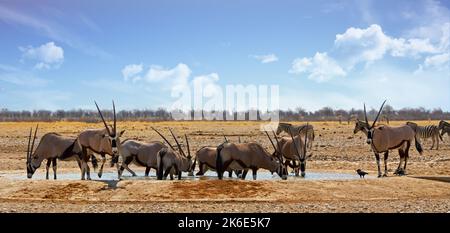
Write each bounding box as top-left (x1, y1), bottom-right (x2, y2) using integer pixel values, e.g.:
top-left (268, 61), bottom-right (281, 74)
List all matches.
top-left (215, 131), bottom-right (288, 180)
top-left (77, 101), bottom-right (125, 180)
top-left (26, 124), bottom-right (84, 179)
top-left (155, 128), bottom-right (195, 180)
top-left (276, 124), bottom-right (311, 177)
top-left (357, 100), bottom-right (423, 177)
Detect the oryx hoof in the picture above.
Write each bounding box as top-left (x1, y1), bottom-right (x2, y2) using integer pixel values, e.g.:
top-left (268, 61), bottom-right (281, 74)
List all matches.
top-left (382, 174), bottom-right (388, 177)
top-left (132, 174), bottom-right (137, 177)
top-left (377, 174), bottom-right (382, 178)
top-left (98, 173), bottom-right (102, 178)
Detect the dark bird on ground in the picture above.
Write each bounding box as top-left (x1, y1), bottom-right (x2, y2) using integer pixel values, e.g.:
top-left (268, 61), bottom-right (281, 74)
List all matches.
top-left (356, 169), bottom-right (368, 178)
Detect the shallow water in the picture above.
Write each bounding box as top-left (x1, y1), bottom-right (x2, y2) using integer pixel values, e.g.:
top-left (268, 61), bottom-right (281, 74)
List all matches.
top-left (1, 170), bottom-right (371, 181)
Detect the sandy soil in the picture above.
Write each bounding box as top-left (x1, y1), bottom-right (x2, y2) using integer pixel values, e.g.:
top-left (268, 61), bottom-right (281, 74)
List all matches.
top-left (0, 120), bottom-right (449, 212)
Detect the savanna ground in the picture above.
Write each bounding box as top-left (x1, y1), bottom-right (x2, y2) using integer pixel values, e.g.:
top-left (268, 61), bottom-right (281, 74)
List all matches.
top-left (0, 120), bottom-right (449, 213)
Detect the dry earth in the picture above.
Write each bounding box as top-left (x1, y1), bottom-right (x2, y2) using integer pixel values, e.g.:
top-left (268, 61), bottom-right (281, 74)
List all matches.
top-left (0, 121), bottom-right (449, 212)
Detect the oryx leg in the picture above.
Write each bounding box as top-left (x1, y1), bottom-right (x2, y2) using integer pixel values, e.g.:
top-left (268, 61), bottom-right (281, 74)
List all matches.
top-left (219, 159), bottom-right (233, 179)
top-left (252, 168), bottom-right (258, 180)
top-left (375, 153), bottom-right (382, 178)
top-left (195, 162), bottom-right (205, 176)
top-left (52, 158), bottom-right (57, 180)
top-left (163, 166), bottom-right (171, 180)
top-left (118, 156), bottom-right (136, 179)
top-left (395, 149), bottom-right (404, 175)
top-left (45, 159), bottom-right (51, 180)
top-left (383, 151), bottom-right (389, 177)
top-left (234, 170), bottom-right (242, 178)
top-left (241, 169), bottom-right (249, 180)
top-left (402, 141), bottom-right (411, 175)
top-left (145, 167), bottom-right (151, 176)
top-left (98, 153), bottom-right (106, 178)
top-left (228, 170), bottom-right (233, 178)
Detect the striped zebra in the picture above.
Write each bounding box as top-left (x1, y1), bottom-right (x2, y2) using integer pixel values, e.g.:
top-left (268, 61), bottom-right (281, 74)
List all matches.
top-left (441, 125), bottom-right (450, 137)
top-left (439, 120), bottom-right (450, 138)
top-left (276, 123), bottom-right (314, 149)
top-left (406, 122), bottom-right (443, 150)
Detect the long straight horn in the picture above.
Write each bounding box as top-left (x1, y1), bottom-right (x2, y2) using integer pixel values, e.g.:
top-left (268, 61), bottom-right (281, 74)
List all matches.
top-left (223, 134), bottom-right (228, 143)
top-left (363, 103), bottom-right (369, 126)
top-left (184, 134), bottom-right (191, 158)
top-left (95, 101), bottom-right (112, 136)
top-left (289, 128), bottom-right (301, 160)
top-left (303, 123), bottom-right (308, 158)
top-left (27, 127), bottom-right (32, 161)
top-left (151, 127), bottom-right (175, 151)
top-left (272, 130), bottom-right (284, 162)
top-left (30, 124), bottom-right (38, 157)
top-left (238, 136), bottom-right (241, 143)
top-left (169, 128), bottom-right (186, 157)
top-left (264, 130), bottom-right (277, 152)
top-left (112, 100), bottom-right (117, 135)
top-left (272, 130), bottom-right (281, 153)
top-left (371, 100), bottom-right (386, 129)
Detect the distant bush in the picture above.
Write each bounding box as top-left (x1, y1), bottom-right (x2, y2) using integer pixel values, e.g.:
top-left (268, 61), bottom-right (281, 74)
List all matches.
top-left (0, 106), bottom-right (448, 122)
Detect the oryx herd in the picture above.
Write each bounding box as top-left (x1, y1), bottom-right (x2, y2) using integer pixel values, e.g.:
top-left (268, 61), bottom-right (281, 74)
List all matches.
top-left (25, 100), bottom-right (449, 181)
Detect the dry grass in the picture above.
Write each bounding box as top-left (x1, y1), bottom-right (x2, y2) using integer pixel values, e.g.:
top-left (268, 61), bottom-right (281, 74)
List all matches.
top-left (0, 120), bottom-right (449, 212)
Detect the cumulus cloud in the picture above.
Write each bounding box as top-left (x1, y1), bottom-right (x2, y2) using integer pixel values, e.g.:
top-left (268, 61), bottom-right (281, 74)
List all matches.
top-left (291, 23), bottom-right (449, 82)
top-left (121, 63), bottom-right (143, 82)
top-left (19, 42), bottom-right (64, 69)
top-left (250, 54), bottom-right (279, 63)
top-left (289, 52), bottom-right (346, 82)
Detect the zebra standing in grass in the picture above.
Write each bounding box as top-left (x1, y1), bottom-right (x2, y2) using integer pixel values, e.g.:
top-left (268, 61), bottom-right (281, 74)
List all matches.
top-left (406, 122), bottom-right (442, 150)
top-left (276, 123), bottom-right (314, 150)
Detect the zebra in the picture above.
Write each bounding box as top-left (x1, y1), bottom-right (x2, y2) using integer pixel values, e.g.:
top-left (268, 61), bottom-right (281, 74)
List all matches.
top-left (441, 125), bottom-right (450, 138)
top-left (406, 122), bottom-right (443, 150)
top-left (276, 123), bottom-right (314, 150)
top-left (439, 120), bottom-right (450, 139)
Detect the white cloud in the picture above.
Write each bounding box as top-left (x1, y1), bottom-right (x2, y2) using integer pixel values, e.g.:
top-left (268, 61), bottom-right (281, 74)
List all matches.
top-left (19, 42), bottom-right (64, 69)
top-left (121, 63), bottom-right (143, 82)
top-left (192, 73), bottom-right (220, 97)
top-left (425, 53), bottom-right (450, 67)
top-left (145, 63), bottom-right (192, 94)
top-left (289, 52), bottom-right (346, 82)
top-left (250, 54), bottom-right (279, 63)
top-left (292, 22), bottom-right (449, 82)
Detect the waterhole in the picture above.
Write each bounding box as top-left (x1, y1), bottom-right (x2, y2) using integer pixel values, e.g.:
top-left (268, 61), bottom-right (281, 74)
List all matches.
top-left (1, 169), bottom-right (371, 181)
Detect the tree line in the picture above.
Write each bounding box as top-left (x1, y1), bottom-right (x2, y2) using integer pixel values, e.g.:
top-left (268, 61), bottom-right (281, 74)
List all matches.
top-left (0, 105), bottom-right (449, 122)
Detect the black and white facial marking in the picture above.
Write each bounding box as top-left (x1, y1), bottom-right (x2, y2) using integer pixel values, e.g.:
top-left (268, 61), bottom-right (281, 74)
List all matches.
top-left (275, 159), bottom-right (288, 180)
top-left (299, 160), bottom-right (306, 177)
top-left (27, 161), bottom-right (36, 178)
top-left (366, 129), bottom-right (374, 145)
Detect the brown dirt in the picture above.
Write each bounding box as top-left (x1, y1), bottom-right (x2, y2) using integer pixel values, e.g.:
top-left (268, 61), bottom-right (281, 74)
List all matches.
top-left (0, 121), bottom-right (449, 212)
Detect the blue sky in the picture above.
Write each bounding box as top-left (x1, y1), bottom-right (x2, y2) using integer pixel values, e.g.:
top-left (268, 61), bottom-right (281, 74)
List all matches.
top-left (0, 0), bottom-right (449, 111)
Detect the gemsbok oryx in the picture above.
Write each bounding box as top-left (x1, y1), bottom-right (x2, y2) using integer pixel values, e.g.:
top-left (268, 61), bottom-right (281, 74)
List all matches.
top-left (277, 125), bottom-right (311, 177)
top-left (155, 128), bottom-right (195, 180)
top-left (358, 100), bottom-right (423, 177)
top-left (276, 122), bottom-right (314, 150)
top-left (215, 132), bottom-right (288, 180)
top-left (77, 101), bottom-right (125, 180)
top-left (406, 122), bottom-right (442, 150)
top-left (195, 146), bottom-right (244, 178)
top-left (26, 125), bottom-right (84, 180)
top-left (117, 139), bottom-right (166, 179)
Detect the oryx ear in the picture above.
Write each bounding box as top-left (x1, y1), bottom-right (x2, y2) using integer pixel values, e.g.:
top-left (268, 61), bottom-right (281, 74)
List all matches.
top-left (119, 130), bottom-right (126, 137)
